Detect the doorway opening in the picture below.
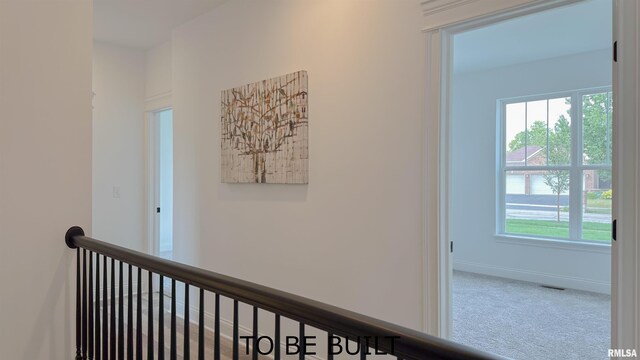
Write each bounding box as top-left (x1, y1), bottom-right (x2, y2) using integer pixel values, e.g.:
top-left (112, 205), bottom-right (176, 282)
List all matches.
top-left (151, 108), bottom-right (174, 260)
top-left (446, 0), bottom-right (612, 358)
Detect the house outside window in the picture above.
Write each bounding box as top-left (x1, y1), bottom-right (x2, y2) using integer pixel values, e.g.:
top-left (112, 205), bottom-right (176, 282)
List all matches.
top-left (499, 88), bottom-right (612, 243)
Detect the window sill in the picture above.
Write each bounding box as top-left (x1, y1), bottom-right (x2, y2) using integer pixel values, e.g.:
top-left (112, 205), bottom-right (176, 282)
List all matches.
top-left (494, 234), bottom-right (611, 254)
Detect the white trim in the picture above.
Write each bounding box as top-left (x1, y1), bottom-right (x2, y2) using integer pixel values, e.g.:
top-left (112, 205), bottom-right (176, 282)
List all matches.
top-left (498, 86), bottom-right (612, 104)
top-left (612, 0), bottom-right (640, 351)
top-left (145, 104), bottom-right (173, 260)
top-left (145, 112), bottom-right (159, 257)
top-left (494, 234), bottom-right (611, 254)
top-left (422, 29), bottom-right (445, 336)
top-left (504, 165), bottom-right (572, 171)
top-left (421, 0), bottom-right (583, 32)
top-left (454, 260), bottom-right (611, 294)
top-left (146, 91), bottom-right (172, 103)
top-left (420, 0), bottom-right (479, 16)
top-left (571, 90), bottom-right (583, 239)
top-left (505, 165), bottom-right (612, 171)
top-left (422, 0), bottom-right (625, 341)
top-left (145, 91), bottom-right (172, 112)
top-left (439, 27), bottom-right (454, 340)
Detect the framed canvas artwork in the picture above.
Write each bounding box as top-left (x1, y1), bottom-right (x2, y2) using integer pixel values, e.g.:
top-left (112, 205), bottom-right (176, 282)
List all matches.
top-left (221, 71), bottom-right (308, 184)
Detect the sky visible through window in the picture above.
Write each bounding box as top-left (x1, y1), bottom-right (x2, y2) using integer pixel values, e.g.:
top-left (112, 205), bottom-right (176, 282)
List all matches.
top-left (505, 99), bottom-right (571, 147)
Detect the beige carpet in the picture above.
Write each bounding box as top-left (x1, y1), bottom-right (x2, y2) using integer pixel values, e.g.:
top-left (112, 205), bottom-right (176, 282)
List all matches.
top-left (453, 271), bottom-right (610, 360)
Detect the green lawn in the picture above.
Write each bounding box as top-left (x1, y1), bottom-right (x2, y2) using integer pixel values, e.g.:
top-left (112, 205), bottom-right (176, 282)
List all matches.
top-left (506, 218), bottom-right (611, 242)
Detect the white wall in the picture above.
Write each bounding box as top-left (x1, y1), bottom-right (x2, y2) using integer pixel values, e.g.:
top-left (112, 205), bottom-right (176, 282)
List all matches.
top-left (146, 41), bottom-right (172, 100)
top-left (172, 0), bottom-right (425, 331)
top-left (451, 49), bottom-right (612, 293)
top-left (92, 42), bottom-right (146, 251)
top-left (0, 1), bottom-right (92, 358)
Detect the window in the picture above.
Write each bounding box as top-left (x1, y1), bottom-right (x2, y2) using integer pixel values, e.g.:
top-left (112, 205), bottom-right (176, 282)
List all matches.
top-left (499, 89), bottom-right (612, 243)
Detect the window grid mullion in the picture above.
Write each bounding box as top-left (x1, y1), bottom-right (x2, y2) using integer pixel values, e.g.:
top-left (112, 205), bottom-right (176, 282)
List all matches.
top-left (505, 165), bottom-right (572, 172)
top-left (524, 102), bottom-right (528, 166)
top-left (500, 88), bottom-right (612, 243)
top-left (500, 102), bottom-right (507, 234)
top-left (546, 99), bottom-right (550, 166)
top-left (578, 164), bottom-right (613, 171)
top-left (570, 92), bottom-right (583, 240)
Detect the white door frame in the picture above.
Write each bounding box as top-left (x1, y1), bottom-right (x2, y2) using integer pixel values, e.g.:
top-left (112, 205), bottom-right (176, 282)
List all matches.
top-left (147, 110), bottom-right (162, 257)
top-left (611, 0), bottom-right (639, 351)
top-left (144, 92), bottom-right (172, 257)
top-left (421, 0), bottom-right (640, 351)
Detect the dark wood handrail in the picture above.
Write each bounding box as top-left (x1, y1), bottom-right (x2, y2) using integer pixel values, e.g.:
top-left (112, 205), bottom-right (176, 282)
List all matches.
top-left (66, 226), bottom-right (505, 360)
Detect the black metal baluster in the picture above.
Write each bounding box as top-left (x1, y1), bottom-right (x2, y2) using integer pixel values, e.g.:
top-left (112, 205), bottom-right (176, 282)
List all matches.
top-left (198, 289), bottom-right (204, 360)
top-left (127, 264), bottom-right (133, 360)
top-left (184, 284), bottom-right (190, 360)
top-left (75, 249), bottom-right (81, 360)
top-left (274, 315), bottom-right (280, 360)
top-left (252, 307), bottom-right (258, 360)
top-left (136, 268), bottom-right (142, 360)
top-left (83, 249), bottom-right (88, 359)
top-left (214, 294), bottom-right (220, 360)
top-left (118, 262), bottom-right (124, 360)
top-left (326, 333), bottom-right (333, 360)
top-left (299, 323), bottom-right (304, 360)
top-left (158, 276), bottom-right (165, 360)
top-left (89, 252), bottom-right (94, 360)
top-left (360, 338), bottom-right (367, 360)
top-left (103, 256), bottom-right (108, 359)
top-left (148, 271), bottom-right (154, 360)
top-left (171, 279), bottom-right (176, 360)
top-left (95, 254), bottom-right (101, 360)
top-left (111, 258), bottom-right (116, 359)
top-left (233, 300), bottom-right (238, 360)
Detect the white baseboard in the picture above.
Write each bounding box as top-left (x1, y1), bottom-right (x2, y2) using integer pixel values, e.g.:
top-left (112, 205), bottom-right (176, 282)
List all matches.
top-left (454, 260), bottom-right (611, 294)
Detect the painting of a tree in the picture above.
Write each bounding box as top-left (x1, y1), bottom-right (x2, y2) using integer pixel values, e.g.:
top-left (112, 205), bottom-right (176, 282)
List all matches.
top-left (221, 71), bottom-right (308, 183)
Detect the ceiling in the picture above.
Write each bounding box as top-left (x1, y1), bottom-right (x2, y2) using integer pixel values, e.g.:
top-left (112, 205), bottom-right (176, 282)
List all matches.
top-left (93, 0), bottom-right (227, 49)
top-left (454, 0), bottom-right (612, 73)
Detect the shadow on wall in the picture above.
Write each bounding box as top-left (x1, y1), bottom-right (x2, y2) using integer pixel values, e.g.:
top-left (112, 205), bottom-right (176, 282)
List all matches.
top-left (218, 183), bottom-right (309, 202)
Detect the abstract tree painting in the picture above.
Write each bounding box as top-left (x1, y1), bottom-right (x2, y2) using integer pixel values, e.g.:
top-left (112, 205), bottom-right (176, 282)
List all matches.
top-left (221, 71), bottom-right (308, 183)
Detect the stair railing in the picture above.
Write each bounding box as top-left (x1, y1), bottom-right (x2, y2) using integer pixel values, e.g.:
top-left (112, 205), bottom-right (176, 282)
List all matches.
top-left (66, 226), bottom-right (504, 360)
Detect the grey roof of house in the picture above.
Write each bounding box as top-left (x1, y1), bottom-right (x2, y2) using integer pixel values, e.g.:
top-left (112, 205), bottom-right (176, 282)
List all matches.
top-left (506, 145), bottom-right (543, 162)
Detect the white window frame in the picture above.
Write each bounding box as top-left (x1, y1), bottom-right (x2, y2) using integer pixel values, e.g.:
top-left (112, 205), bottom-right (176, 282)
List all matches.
top-left (497, 86), bottom-right (612, 243)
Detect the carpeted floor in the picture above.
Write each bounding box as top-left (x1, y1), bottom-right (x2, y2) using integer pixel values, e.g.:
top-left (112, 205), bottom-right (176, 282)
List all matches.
top-left (453, 271), bottom-right (610, 360)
